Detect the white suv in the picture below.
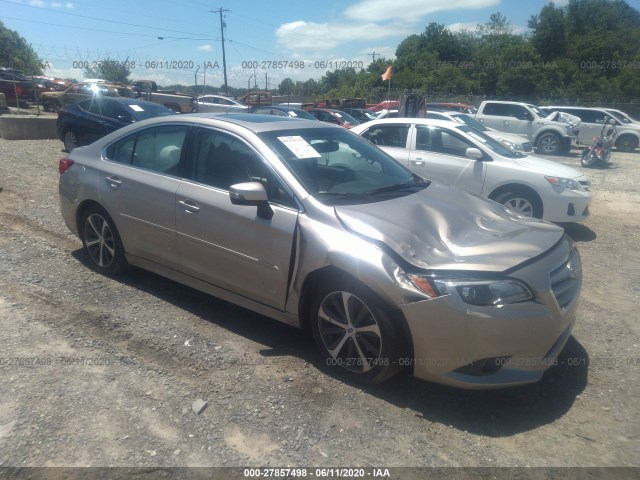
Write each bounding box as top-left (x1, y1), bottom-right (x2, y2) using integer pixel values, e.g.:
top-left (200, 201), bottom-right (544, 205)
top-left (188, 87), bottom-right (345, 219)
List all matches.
top-left (352, 118), bottom-right (593, 223)
top-left (543, 106), bottom-right (640, 152)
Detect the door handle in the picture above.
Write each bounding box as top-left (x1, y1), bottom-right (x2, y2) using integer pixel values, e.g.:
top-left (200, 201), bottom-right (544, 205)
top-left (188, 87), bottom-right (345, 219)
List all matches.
top-left (410, 159), bottom-right (424, 166)
top-left (105, 176), bottom-right (122, 188)
top-left (178, 199), bottom-right (200, 213)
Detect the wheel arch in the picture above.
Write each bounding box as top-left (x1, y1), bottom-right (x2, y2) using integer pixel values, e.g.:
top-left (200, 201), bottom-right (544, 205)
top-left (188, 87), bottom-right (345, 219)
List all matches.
top-left (75, 200), bottom-right (121, 243)
top-left (297, 264), bottom-right (414, 359)
top-left (488, 183), bottom-right (544, 216)
top-left (533, 128), bottom-right (563, 144)
top-left (615, 133), bottom-right (639, 151)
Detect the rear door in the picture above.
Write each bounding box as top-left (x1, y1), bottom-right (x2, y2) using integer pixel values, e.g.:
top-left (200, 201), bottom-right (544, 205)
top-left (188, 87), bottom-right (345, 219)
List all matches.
top-left (174, 126), bottom-right (299, 310)
top-left (98, 123), bottom-right (189, 268)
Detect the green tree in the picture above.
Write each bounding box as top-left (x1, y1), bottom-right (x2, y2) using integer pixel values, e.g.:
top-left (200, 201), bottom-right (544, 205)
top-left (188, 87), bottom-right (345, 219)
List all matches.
top-left (0, 20), bottom-right (44, 74)
top-left (529, 3), bottom-right (567, 61)
top-left (278, 77), bottom-right (295, 95)
top-left (84, 58), bottom-right (131, 83)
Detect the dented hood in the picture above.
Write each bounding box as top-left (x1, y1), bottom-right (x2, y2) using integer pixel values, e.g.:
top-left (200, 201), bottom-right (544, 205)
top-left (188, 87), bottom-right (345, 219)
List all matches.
top-left (334, 182), bottom-right (565, 272)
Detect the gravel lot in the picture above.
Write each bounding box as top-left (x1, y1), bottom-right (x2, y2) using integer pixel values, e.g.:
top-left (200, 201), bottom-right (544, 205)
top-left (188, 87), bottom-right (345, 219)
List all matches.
top-left (0, 138), bottom-right (638, 473)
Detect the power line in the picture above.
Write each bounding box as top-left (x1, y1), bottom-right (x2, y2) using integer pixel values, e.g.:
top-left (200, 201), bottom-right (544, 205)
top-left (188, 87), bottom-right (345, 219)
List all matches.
top-left (0, 0), bottom-right (214, 38)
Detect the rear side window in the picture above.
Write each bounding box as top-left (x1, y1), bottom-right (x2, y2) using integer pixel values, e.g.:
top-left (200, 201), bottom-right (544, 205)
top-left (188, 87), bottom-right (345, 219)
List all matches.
top-left (361, 124), bottom-right (409, 148)
top-left (483, 103), bottom-right (511, 116)
top-left (105, 125), bottom-right (188, 176)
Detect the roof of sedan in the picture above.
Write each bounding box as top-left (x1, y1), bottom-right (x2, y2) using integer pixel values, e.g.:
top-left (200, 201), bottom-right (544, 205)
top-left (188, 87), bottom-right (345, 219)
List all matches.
top-left (356, 117), bottom-right (461, 128)
top-left (180, 112), bottom-right (336, 132)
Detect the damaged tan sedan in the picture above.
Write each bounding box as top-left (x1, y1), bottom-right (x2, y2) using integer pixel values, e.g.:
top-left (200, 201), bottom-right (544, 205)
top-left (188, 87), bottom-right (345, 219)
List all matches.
top-left (59, 113), bottom-right (582, 387)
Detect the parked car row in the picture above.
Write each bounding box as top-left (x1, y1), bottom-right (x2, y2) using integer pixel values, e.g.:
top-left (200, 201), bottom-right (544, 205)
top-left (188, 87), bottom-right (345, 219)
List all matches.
top-left (59, 112), bottom-right (584, 388)
top-left (0, 67), bottom-right (38, 107)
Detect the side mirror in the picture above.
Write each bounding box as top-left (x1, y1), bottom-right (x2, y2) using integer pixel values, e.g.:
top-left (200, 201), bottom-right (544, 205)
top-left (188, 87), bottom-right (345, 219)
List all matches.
top-left (466, 147), bottom-right (483, 160)
top-left (229, 182), bottom-right (272, 219)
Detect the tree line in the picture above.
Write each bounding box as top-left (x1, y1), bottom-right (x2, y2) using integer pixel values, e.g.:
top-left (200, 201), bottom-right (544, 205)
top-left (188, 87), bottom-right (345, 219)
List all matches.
top-left (278, 0), bottom-right (640, 104)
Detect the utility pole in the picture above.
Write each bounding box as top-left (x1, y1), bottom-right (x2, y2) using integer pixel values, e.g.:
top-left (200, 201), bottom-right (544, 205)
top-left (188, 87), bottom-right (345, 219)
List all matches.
top-left (211, 7), bottom-right (230, 95)
top-left (369, 51), bottom-right (379, 64)
top-left (265, 72), bottom-right (268, 90)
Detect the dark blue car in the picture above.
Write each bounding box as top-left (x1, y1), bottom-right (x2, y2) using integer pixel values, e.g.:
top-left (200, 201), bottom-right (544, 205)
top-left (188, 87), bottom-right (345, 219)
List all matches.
top-left (57, 97), bottom-right (175, 151)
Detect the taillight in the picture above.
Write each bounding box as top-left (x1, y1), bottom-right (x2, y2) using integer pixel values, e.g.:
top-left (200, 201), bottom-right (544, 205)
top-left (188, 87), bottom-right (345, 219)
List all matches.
top-left (59, 158), bottom-right (74, 174)
top-left (15, 85), bottom-right (23, 97)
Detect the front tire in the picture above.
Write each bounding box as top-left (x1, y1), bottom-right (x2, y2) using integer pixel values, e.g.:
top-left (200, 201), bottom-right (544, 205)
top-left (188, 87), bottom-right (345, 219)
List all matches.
top-left (536, 132), bottom-right (562, 155)
top-left (581, 148), bottom-right (598, 167)
top-left (494, 190), bottom-right (542, 218)
top-left (80, 206), bottom-right (128, 276)
top-left (309, 276), bottom-right (404, 384)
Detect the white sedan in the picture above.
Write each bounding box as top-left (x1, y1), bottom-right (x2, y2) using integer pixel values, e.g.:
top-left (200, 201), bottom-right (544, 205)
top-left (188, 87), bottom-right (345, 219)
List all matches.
top-left (352, 118), bottom-right (593, 223)
top-left (195, 95), bottom-right (248, 113)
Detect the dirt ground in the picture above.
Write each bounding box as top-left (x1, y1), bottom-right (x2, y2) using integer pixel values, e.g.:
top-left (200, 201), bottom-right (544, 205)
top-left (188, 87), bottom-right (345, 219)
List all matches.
top-left (0, 138), bottom-right (638, 473)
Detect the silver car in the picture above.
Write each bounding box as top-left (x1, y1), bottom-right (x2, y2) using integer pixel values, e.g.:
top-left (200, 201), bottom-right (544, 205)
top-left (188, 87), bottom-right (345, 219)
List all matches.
top-left (195, 94), bottom-right (248, 114)
top-left (59, 113), bottom-right (582, 388)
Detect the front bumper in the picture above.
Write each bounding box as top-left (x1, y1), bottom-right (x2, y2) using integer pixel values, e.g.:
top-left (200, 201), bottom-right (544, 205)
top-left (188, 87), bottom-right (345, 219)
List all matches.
top-left (400, 240), bottom-right (581, 389)
top-left (543, 186), bottom-right (592, 223)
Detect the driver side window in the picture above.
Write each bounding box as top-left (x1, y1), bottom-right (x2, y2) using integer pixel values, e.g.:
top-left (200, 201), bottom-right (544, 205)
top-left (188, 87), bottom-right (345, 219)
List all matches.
top-left (416, 126), bottom-right (474, 157)
top-left (191, 127), bottom-right (296, 208)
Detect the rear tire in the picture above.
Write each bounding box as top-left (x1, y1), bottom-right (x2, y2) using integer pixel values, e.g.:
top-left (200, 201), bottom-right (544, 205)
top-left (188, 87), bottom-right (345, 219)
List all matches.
top-left (80, 205), bottom-right (128, 276)
top-left (615, 134), bottom-right (638, 152)
top-left (309, 276), bottom-right (404, 385)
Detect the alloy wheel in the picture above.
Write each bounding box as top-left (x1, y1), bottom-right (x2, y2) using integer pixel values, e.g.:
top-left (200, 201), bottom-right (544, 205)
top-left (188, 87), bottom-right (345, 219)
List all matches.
top-left (317, 291), bottom-right (383, 373)
top-left (84, 213), bottom-right (116, 268)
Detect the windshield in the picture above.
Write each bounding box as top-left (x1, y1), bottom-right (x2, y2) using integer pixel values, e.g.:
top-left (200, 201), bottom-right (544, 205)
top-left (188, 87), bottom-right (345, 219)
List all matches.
top-left (286, 108), bottom-right (317, 120)
top-left (455, 125), bottom-right (524, 158)
top-left (527, 104), bottom-right (544, 117)
top-left (333, 111), bottom-right (360, 125)
top-left (258, 127), bottom-right (427, 205)
top-left (451, 113), bottom-right (489, 131)
top-left (130, 102), bottom-right (177, 120)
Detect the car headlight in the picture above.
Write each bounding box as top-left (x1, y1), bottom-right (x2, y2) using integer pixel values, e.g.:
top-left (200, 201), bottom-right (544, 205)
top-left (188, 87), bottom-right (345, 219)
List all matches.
top-left (498, 139), bottom-right (522, 151)
top-left (408, 275), bottom-right (533, 307)
top-left (545, 176), bottom-right (583, 191)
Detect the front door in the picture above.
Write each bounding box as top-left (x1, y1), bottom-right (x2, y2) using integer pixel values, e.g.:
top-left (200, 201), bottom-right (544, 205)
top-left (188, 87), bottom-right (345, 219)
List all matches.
top-left (175, 127), bottom-right (298, 310)
top-left (408, 125), bottom-right (487, 195)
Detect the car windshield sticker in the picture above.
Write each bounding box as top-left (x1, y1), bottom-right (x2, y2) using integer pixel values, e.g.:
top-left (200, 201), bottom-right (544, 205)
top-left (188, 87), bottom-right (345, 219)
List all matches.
top-left (278, 136), bottom-right (321, 158)
top-left (129, 105), bottom-right (144, 112)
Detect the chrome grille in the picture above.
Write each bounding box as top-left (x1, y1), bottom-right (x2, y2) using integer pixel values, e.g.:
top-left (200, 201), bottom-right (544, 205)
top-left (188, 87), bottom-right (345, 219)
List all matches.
top-left (550, 248), bottom-right (582, 310)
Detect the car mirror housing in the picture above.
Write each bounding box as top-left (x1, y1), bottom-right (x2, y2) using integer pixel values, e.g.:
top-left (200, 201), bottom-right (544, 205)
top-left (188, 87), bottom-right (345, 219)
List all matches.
top-left (465, 147), bottom-right (484, 160)
top-left (229, 182), bottom-right (273, 219)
